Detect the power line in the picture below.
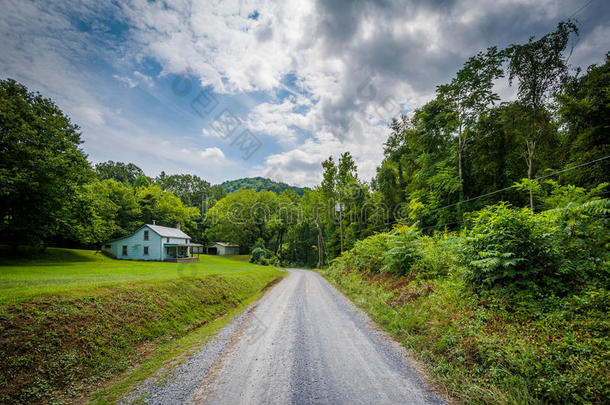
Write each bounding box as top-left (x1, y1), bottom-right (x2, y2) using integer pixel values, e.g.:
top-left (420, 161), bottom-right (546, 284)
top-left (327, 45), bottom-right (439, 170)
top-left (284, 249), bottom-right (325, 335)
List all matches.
top-left (422, 154), bottom-right (610, 217)
top-left (418, 189), bottom-right (610, 233)
top-left (569, 0), bottom-right (595, 18)
top-left (362, 154), bottom-right (610, 232)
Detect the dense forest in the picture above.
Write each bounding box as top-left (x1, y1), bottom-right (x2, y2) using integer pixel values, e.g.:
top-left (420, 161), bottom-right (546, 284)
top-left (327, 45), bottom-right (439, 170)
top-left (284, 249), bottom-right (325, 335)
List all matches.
top-left (221, 177), bottom-right (308, 196)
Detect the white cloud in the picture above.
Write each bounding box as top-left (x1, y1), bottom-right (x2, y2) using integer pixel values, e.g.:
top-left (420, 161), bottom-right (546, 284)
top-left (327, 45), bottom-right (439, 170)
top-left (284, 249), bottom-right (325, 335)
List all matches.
top-left (133, 71), bottom-right (154, 87)
top-left (2, 0), bottom-right (608, 187)
top-left (199, 147), bottom-right (226, 160)
top-left (72, 106), bottom-right (106, 127)
top-left (113, 74), bottom-right (137, 88)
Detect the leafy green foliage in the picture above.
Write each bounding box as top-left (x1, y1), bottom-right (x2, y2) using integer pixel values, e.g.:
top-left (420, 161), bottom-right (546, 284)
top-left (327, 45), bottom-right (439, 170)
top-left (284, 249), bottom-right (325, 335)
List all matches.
top-left (324, 269), bottom-right (609, 404)
top-left (0, 79), bottom-right (93, 249)
top-left (155, 171), bottom-right (211, 207)
top-left (461, 200), bottom-right (609, 293)
top-left (381, 224), bottom-right (422, 276)
top-left (556, 53), bottom-right (610, 187)
top-left (250, 247), bottom-right (280, 266)
top-left (330, 233), bottom-right (390, 274)
top-left (95, 161), bottom-right (146, 185)
top-left (460, 204), bottom-right (560, 291)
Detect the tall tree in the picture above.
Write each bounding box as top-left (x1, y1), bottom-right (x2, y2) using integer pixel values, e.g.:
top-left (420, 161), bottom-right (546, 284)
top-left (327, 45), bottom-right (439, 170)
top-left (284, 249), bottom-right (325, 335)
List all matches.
top-left (0, 79), bottom-right (92, 249)
top-left (437, 46), bottom-right (505, 202)
top-left (556, 53), bottom-right (610, 186)
top-left (135, 184), bottom-right (200, 234)
top-left (155, 172), bottom-right (211, 207)
top-left (95, 161), bottom-right (146, 185)
top-left (508, 20), bottom-right (579, 209)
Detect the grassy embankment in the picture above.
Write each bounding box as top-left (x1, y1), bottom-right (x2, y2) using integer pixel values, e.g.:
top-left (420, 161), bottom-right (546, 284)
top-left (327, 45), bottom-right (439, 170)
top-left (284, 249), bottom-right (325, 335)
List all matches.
top-left (324, 269), bottom-right (609, 404)
top-left (0, 248), bottom-right (284, 404)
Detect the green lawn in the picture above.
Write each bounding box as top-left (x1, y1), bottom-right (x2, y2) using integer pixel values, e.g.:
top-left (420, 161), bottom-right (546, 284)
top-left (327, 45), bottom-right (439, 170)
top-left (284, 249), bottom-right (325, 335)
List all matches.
top-left (0, 248), bottom-right (284, 404)
top-left (0, 248), bottom-right (264, 303)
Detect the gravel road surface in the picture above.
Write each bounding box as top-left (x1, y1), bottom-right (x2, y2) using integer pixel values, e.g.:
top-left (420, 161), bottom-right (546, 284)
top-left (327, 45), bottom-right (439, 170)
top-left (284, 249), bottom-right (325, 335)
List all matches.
top-left (122, 269), bottom-right (445, 405)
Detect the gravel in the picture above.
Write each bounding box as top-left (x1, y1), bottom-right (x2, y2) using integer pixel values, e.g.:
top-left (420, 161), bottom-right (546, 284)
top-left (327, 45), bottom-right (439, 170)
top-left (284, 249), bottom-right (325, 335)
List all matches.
top-left (120, 269), bottom-right (446, 405)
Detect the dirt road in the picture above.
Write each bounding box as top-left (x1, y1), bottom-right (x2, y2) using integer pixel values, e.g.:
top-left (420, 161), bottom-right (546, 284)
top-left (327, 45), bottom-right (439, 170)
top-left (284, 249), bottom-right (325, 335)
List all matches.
top-left (123, 269), bottom-right (444, 405)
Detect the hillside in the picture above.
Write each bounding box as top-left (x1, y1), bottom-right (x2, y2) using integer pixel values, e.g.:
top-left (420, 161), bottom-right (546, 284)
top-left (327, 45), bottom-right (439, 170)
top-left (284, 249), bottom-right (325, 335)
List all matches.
top-left (220, 177), bottom-right (308, 196)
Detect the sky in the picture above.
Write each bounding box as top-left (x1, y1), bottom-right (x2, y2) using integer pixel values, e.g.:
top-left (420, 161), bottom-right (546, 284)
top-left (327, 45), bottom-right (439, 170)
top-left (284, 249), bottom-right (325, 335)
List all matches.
top-left (1, 0), bottom-right (608, 187)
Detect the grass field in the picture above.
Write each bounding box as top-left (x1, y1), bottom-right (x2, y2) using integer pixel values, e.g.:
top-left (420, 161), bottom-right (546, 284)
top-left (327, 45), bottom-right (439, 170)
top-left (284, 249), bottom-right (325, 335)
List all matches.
top-left (0, 248), bottom-right (284, 404)
top-left (0, 248), bottom-right (259, 303)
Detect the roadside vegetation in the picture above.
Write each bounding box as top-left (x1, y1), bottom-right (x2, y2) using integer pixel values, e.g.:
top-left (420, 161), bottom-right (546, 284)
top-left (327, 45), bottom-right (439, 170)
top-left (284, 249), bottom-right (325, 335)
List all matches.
top-left (324, 187), bottom-right (609, 403)
top-left (0, 249), bottom-right (283, 404)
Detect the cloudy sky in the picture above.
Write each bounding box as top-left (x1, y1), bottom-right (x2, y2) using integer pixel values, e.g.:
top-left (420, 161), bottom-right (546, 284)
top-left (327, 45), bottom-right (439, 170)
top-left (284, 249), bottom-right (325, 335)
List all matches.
top-left (1, 0), bottom-right (608, 186)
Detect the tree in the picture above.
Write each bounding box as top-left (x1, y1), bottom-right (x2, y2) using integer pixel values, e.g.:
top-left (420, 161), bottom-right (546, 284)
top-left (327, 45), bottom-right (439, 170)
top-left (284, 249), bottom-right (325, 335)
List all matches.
top-left (155, 172), bottom-right (211, 207)
top-left (556, 53), bottom-right (610, 186)
top-left (204, 189), bottom-right (279, 252)
top-left (135, 184), bottom-right (200, 235)
top-left (0, 79), bottom-right (92, 249)
top-left (95, 161), bottom-right (146, 185)
top-left (508, 20), bottom-right (579, 209)
top-left (60, 179), bottom-right (142, 246)
top-left (437, 46), bottom-right (505, 201)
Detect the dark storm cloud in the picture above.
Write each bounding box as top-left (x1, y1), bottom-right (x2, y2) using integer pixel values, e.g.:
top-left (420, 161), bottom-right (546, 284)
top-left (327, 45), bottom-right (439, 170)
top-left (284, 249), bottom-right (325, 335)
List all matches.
top-left (311, 0), bottom-right (609, 141)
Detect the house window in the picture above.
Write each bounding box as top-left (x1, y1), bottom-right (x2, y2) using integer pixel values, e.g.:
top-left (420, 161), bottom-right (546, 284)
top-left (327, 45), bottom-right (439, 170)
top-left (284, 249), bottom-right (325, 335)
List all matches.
top-left (144, 230), bottom-right (149, 241)
top-left (167, 237), bottom-right (170, 243)
top-left (143, 246), bottom-right (149, 255)
top-left (122, 245), bottom-right (128, 256)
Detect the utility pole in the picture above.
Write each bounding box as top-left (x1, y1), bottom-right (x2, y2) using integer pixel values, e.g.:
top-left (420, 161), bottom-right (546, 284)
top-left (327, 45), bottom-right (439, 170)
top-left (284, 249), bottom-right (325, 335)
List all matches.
top-left (315, 214), bottom-right (324, 268)
top-left (338, 189), bottom-right (344, 254)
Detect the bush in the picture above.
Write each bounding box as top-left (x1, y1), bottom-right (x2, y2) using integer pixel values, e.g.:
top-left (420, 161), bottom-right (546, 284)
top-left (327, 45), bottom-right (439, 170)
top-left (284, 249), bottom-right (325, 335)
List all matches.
top-left (544, 198), bottom-right (610, 288)
top-left (461, 200), bottom-right (610, 294)
top-left (382, 224), bottom-right (422, 276)
top-left (330, 226), bottom-right (458, 280)
top-left (250, 245), bottom-right (280, 266)
top-left (412, 233), bottom-right (463, 279)
top-left (330, 232), bottom-right (389, 274)
top-left (461, 203), bottom-right (562, 292)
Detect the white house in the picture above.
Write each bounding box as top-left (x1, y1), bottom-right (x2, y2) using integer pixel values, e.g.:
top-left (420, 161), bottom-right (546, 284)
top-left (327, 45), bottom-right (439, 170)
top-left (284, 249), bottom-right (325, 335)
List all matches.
top-left (102, 222), bottom-right (202, 262)
top-left (206, 242), bottom-right (240, 255)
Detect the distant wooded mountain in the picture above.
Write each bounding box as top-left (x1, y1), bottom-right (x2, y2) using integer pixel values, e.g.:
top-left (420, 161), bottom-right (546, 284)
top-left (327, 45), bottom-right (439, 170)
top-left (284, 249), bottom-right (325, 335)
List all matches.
top-left (220, 177), bottom-right (308, 195)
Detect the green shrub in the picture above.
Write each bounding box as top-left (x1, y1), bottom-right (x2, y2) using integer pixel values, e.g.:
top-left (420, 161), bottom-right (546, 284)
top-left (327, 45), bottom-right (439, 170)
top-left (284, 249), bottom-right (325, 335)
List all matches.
top-left (382, 224), bottom-right (422, 276)
top-left (330, 232), bottom-right (389, 274)
top-left (412, 233), bottom-right (463, 279)
top-left (544, 198), bottom-right (610, 287)
top-left (461, 200), bottom-right (610, 294)
top-left (250, 247), bottom-right (267, 264)
top-left (250, 244), bottom-right (280, 266)
top-left (461, 203), bottom-right (562, 292)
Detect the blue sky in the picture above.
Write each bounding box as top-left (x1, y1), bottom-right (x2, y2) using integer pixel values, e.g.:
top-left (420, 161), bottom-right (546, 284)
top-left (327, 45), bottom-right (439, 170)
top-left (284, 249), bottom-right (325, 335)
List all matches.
top-left (1, 0), bottom-right (608, 186)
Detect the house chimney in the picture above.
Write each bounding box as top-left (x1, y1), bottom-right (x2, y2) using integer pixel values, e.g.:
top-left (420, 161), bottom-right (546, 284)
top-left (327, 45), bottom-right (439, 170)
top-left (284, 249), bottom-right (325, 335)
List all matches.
top-left (176, 221), bottom-right (181, 230)
top-left (152, 219), bottom-right (156, 225)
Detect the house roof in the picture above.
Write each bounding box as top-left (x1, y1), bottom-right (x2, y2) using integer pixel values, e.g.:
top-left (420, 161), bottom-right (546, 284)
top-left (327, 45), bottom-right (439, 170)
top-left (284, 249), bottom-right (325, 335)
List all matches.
top-left (212, 242), bottom-right (239, 247)
top-left (147, 224), bottom-right (191, 239)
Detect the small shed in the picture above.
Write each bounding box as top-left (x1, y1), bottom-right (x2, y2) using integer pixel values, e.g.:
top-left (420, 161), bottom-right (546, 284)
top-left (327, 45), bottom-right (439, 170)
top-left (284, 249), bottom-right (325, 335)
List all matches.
top-left (206, 242), bottom-right (240, 255)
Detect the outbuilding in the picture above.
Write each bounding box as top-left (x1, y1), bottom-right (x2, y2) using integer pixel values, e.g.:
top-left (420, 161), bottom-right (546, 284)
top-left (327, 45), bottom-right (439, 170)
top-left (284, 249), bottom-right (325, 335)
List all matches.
top-left (206, 242), bottom-right (240, 255)
top-left (102, 222), bottom-right (202, 262)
